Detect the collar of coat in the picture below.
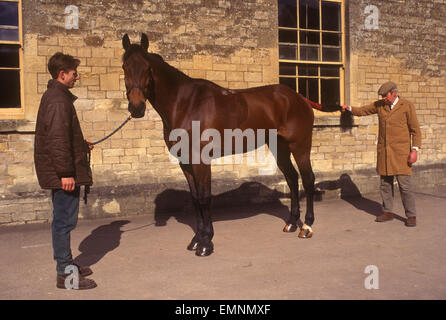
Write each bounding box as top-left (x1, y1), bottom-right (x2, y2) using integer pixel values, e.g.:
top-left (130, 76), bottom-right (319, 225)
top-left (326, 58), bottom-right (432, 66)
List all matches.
top-left (47, 79), bottom-right (78, 102)
top-left (375, 96), bottom-right (404, 112)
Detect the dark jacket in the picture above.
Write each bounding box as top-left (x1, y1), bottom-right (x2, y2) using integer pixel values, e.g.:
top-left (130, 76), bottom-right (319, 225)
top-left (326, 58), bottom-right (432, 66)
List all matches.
top-left (34, 79), bottom-right (93, 189)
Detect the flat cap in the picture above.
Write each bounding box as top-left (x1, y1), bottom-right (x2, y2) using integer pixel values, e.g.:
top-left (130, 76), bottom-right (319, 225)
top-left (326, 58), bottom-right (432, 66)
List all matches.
top-left (378, 81), bottom-right (397, 96)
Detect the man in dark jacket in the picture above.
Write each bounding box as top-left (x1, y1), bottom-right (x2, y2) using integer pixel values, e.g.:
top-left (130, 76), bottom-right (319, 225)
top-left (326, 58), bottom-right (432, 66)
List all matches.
top-left (34, 52), bottom-right (96, 289)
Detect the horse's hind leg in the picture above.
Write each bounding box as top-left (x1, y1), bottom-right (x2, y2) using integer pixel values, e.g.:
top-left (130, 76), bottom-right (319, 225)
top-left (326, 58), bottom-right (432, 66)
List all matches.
top-left (179, 163), bottom-right (214, 256)
top-left (272, 138), bottom-right (301, 233)
top-left (292, 150), bottom-right (315, 239)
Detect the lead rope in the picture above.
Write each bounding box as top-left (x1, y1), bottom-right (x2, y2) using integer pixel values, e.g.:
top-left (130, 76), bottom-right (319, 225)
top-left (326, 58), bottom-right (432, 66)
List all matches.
top-left (83, 115), bottom-right (133, 204)
top-left (88, 115), bottom-right (133, 146)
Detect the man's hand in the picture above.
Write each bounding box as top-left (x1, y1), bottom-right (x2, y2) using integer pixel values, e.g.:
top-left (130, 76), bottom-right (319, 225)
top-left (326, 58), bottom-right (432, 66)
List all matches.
top-left (85, 139), bottom-right (94, 150)
top-left (408, 149), bottom-right (418, 165)
top-left (61, 177), bottom-right (76, 192)
top-left (341, 105), bottom-right (351, 113)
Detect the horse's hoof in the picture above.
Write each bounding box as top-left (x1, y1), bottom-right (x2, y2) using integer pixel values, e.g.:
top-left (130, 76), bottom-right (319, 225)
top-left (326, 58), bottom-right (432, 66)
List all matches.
top-left (283, 224), bottom-right (297, 232)
top-left (187, 240), bottom-right (200, 251)
top-left (195, 245), bottom-right (213, 257)
top-left (298, 224), bottom-right (313, 239)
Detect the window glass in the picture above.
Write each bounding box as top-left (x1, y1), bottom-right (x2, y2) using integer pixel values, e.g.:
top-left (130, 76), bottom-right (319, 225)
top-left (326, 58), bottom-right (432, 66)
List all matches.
top-left (322, 47), bottom-right (340, 62)
top-left (322, 1), bottom-right (340, 31)
top-left (299, 0), bottom-right (319, 30)
top-left (321, 79), bottom-right (340, 105)
top-left (320, 65), bottom-right (340, 77)
top-left (0, 1), bottom-right (19, 41)
top-left (280, 77), bottom-right (297, 91)
top-left (279, 63), bottom-right (297, 76)
top-left (0, 44), bottom-right (19, 67)
top-left (322, 33), bottom-right (340, 46)
top-left (279, 44), bottom-right (297, 60)
top-left (298, 77), bottom-right (318, 102)
top-left (279, 29), bottom-right (297, 44)
top-left (300, 46), bottom-right (319, 61)
top-left (0, 70), bottom-right (21, 108)
top-left (298, 64), bottom-right (318, 76)
top-left (278, 0), bottom-right (297, 28)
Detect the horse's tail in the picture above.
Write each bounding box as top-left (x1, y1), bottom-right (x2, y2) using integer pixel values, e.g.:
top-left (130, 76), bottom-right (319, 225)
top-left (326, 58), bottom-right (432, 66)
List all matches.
top-left (302, 96), bottom-right (353, 130)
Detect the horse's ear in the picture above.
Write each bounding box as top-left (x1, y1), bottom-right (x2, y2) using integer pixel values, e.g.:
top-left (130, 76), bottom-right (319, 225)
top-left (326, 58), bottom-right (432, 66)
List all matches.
top-left (141, 33), bottom-right (149, 51)
top-left (122, 34), bottom-right (131, 51)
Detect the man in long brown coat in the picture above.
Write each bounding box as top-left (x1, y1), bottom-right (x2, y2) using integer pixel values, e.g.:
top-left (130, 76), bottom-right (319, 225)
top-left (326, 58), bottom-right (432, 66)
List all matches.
top-left (342, 81), bottom-right (422, 227)
top-left (34, 52), bottom-right (97, 289)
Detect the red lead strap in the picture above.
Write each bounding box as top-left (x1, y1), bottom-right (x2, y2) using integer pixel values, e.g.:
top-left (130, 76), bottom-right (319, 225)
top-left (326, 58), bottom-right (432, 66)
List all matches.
top-left (303, 97), bottom-right (323, 110)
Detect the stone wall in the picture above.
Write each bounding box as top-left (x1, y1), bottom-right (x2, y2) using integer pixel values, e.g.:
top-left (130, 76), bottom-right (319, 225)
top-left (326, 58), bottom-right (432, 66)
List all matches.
top-left (0, 0), bottom-right (445, 225)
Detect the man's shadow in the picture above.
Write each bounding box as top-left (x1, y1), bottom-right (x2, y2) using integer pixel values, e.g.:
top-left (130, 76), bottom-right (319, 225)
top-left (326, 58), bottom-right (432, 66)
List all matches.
top-left (74, 220), bottom-right (130, 267)
top-left (315, 173), bottom-right (385, 218)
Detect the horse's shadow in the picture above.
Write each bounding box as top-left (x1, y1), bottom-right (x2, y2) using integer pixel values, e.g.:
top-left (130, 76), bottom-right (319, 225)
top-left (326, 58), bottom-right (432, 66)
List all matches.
top-left (74, 182), bottom-right (292, 267)
top-left (154, 176), bottom-right (389, 232)
top-left (154, 182), bottom-right (291, 231)
top-left (74, 175), bottom-right (386, 267)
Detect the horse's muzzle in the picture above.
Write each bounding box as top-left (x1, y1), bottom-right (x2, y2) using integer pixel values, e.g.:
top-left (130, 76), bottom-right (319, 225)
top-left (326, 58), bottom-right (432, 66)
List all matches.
top-left (128, 102), bottom-right (146, 118)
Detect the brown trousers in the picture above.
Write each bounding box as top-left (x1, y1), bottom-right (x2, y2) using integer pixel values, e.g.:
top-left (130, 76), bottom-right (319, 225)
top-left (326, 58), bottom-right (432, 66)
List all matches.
top-left (380, 175), bottom-right (416, 218)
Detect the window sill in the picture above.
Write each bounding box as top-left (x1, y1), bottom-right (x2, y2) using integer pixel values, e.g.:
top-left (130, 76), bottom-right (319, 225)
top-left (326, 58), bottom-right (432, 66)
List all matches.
top-left (0, 119), bottom-right (35, 133)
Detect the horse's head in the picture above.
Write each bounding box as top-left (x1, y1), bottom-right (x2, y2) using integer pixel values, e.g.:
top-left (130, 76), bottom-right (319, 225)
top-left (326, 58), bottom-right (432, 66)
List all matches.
top-left (122, 33), bottom-right (151, 118)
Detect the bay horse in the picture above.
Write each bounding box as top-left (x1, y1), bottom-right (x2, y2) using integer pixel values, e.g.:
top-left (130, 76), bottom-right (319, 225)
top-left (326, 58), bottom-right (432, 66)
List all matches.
top-left (121, 34), bottom-right (347, 256)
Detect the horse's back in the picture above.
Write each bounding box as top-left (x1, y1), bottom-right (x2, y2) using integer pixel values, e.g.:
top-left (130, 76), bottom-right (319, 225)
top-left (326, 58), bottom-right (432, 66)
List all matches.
top-left (180, 79), bottom-right (313, 135)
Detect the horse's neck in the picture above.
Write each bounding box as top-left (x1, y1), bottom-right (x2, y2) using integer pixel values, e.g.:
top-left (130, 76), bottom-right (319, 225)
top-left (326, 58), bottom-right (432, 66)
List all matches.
top-left (149, 60), bottom-right (189, 128)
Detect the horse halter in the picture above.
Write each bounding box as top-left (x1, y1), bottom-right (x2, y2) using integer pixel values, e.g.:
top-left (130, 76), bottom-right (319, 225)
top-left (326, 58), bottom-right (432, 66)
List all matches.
top-left (125, 66), bottom-right (154, 99)
top-left (126, 85), bottom-right (146, 98)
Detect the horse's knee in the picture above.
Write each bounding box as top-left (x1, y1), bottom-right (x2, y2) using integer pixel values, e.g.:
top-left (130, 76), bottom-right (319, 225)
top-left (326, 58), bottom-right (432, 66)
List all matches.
top-left (192, 196), bottom-right (212, 209)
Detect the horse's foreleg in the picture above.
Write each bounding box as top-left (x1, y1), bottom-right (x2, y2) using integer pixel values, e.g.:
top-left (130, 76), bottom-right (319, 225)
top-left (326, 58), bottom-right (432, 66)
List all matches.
top-left (180, 163), bottom-right (214, 256)
top-left (191, 195), bottom-right (213, 256)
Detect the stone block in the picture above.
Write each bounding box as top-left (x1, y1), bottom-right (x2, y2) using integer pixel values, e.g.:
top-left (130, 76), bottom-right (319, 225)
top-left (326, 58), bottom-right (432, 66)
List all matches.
top-left (133, 139), bottom-right (151, 148)
top-left (83, 110), bottom-right (107, 122)
top-left (100, 73), bottom-right (120, 91)
top-left (80, 73), bottom-right (100, 86)
top-left (193, 55), bottom-right (213, 70)
top-left (0, 213), bottom-right (12, 224)
top-left (92, 48), bottom-right (115, 58)
top-left (87, 91), bottom-right (106, 99)
top-left (12, 211), bottom-right (36, 222)
top-left (121, 129), bottom-right (141, 139)
top-left (226, 71), bottom-right (244, 82)
top-left (7, 164), bottom-right (33, 177)
top-left (59, 36), bottom-right (84, 47)
top-left (206, 71), bottom-right (225, 81)
top-left (244, 72), bottom-right (262, 82)
top-left (87, 57), bottom-right (110, 67)
top-left (24, 55), bottom-right (46, 72)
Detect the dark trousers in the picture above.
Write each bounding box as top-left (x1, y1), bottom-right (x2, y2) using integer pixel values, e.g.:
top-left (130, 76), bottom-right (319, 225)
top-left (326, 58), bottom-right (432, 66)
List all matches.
top-left (51, 187), bottom-right (80, 275)
top-left (380, 175), bottom-right (416, 218)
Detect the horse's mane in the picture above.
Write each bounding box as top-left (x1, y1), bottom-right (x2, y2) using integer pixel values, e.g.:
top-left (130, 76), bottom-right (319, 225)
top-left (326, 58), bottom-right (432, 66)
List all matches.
top-left (123, 45), bottom-right (190, 81)
top-left (148, 53), bottom-right (191, 80)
